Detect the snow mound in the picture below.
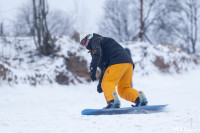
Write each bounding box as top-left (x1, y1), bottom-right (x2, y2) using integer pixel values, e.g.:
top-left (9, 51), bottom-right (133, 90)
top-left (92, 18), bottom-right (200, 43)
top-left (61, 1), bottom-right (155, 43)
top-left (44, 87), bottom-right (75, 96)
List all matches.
top-left (122, 42), bottom-right (200, 75)
top-left (0, 37), bottom-right (199, 85)
top-left (0, 36), bottom-right (90, 85)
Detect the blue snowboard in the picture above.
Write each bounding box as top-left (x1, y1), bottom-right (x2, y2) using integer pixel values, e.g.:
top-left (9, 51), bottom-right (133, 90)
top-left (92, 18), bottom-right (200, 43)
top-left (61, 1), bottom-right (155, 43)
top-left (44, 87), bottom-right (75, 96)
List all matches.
top-left (82, 104), bottom-right (168, 115)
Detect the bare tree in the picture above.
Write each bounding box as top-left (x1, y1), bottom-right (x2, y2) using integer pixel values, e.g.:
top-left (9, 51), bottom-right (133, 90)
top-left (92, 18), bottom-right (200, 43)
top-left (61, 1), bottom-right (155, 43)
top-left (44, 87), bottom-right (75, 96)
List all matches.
top-left (13, 2), bottom-right (72, 37)
top-left (32, 0), bottom-right (56, 56)
top-left (47, 10), bottom-right (73, 36)
top-left (99, 0), bottom-right (136, 42)
top-left (139, 0), bottom-right (144, 41)
top-left (181, 0), bottom-right (199, 53)
top-left (13, 1), bottom-right (33, 37)
top-left (132, 0), bottom-right (156, 43)
top-left (152, 0), bottom-right (200, 53)
top-left (0, 22), bottom-right (3, 36)
top-left (151, 0), bottom-right (181, 45)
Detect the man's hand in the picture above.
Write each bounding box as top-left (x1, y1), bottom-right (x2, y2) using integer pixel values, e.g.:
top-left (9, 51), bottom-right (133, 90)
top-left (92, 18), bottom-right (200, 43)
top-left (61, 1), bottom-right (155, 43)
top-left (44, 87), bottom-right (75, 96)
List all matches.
top-left (90, 70), bottom-right (96, 81)
top-left (97, 83), bottom-right (103, 93)
top-left (89, 66), bottom-right (97, 81)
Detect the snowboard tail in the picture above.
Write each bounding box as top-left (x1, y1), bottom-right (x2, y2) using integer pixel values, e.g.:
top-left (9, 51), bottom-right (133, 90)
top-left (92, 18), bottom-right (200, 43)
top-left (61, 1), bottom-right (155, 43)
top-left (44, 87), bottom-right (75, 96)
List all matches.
top-left (82, 104), bottom-right (168, 115)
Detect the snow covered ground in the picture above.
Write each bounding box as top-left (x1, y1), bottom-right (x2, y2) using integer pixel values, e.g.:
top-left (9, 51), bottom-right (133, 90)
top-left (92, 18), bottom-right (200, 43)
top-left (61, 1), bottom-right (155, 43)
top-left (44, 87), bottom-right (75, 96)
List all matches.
top-left (0, 68), bottom-right (200, 133)
top-left (1, 36), bottom-right (200, 132)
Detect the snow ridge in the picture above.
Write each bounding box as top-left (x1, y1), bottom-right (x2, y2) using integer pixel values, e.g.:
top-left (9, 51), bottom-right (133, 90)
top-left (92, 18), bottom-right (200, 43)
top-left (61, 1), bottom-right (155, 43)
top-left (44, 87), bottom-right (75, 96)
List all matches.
top-left (0, 36), bottom-right (199, 85)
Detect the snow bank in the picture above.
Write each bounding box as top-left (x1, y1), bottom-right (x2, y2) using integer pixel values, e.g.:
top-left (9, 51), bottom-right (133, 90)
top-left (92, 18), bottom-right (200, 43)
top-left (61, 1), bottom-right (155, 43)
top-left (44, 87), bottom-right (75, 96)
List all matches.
top-left (0, 36), bottom-right (89, 85)
top-left (122, 42), bottom-right (200, 75)
top-left (0, 36), bottom-right (199, 85)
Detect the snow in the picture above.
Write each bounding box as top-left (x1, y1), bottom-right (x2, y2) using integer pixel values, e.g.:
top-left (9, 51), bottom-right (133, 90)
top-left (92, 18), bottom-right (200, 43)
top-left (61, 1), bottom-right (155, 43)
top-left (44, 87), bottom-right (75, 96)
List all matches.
top-left (1, 36), bottom-right (199, 85)
top-left (0, 68), bottom-right (200, 133)
top-left (0, 36), bottom-right (91, 85)
top-left (1, 36), bottom-right (200, 132)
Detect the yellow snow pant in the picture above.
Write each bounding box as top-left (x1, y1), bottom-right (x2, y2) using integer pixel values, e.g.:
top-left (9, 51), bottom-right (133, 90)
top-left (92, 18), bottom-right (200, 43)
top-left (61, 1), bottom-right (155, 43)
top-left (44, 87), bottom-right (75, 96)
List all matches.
top-left (101, 63), bottom-right (139, 103)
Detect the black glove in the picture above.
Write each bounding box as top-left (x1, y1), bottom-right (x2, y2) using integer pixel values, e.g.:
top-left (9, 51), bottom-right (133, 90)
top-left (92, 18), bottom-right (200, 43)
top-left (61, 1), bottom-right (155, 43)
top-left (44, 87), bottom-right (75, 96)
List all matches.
top-left (97, 83), bottom-right (103, 93)
top-left (90, 69), bottom-right (96, 81)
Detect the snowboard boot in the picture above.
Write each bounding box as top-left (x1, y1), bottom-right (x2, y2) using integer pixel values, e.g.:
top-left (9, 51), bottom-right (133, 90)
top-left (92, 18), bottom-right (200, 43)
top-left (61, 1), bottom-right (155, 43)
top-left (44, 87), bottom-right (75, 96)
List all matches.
top-left (104, 92), bottom-right (121, 109)
top-left (103, 100), bottom-right (120, 109)
top-left (132, 91), bottom-right (148, 107)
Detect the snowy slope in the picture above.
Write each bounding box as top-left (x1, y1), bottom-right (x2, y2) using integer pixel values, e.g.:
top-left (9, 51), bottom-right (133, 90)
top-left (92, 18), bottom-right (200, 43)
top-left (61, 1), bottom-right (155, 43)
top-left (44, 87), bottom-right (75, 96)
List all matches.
top-left (0, 36), bottom-right (200, 133)
top-left (1, 36), bottom-right (199, 85)
top-left (123, 42), bottom-right (200, 75)
top-left (0, 69), bottom-right (200, 133)
top-left (0, 36), bottom-right (91, 85)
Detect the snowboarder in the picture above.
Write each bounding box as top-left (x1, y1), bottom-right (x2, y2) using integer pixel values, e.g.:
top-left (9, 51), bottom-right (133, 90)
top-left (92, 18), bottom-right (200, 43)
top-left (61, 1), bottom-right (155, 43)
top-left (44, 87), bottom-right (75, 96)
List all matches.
top-left (79, 32), bottom-right (148, 109)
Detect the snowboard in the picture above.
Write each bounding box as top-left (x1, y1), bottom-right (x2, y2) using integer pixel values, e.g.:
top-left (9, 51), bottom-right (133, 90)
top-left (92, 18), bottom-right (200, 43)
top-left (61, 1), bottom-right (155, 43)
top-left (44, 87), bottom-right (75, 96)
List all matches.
top-left (81, 104), bottom-right (168, 115)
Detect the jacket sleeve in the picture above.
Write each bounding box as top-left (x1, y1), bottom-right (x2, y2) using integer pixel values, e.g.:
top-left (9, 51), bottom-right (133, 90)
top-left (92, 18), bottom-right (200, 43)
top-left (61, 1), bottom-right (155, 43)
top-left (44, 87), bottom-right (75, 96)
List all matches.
top-left (89, 38), bottom-right (103, 74)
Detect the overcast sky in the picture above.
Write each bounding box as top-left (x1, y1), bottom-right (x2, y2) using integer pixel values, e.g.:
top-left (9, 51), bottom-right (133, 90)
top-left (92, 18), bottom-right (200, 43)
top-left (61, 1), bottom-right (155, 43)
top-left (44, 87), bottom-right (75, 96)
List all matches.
top-left (0, 0), bottom-right (105, 33)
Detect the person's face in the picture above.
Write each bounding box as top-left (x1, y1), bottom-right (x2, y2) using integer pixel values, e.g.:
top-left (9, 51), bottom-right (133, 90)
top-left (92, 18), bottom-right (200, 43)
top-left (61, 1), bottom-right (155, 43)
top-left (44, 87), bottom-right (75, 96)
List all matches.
top-left (81, 39), bottom-right (90, 48)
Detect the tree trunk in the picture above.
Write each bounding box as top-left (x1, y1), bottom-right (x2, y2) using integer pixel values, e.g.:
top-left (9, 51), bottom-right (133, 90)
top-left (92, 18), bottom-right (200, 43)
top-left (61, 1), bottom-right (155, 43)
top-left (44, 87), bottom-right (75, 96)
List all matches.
top-left (32, 0), bottom-right (55, 56)
top-left (139, 0), bottom-right (144, 41)
top-left (0, 23), bottom-right (3, 36)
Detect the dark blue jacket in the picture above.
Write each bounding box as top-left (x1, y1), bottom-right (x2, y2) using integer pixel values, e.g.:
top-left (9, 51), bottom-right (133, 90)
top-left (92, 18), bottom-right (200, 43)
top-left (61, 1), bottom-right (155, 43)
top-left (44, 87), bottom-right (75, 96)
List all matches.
top-left (86, 33), bottom-right (134, 84)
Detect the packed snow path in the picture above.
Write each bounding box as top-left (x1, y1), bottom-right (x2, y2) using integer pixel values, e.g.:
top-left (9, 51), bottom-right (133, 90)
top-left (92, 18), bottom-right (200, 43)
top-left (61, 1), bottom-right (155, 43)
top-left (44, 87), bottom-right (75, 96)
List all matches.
top-left (0, 69), bottom-right (200, 133)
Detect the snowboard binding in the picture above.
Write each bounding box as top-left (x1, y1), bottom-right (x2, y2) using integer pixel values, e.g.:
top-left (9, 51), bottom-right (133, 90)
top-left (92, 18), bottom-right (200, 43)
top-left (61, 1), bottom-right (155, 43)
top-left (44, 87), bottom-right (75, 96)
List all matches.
top-left (132, 91), bottom-right (148, 107)
top-left (103, 92), bottom-right (121, 109)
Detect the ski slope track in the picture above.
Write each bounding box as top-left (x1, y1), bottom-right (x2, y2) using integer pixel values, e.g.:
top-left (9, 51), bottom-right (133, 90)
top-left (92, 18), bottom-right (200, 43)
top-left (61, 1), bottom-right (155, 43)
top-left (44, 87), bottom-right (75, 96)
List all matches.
top-left (0, 69), bottom-right (200, 133)
top-left (0, 37), bottom-right (200, 132)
